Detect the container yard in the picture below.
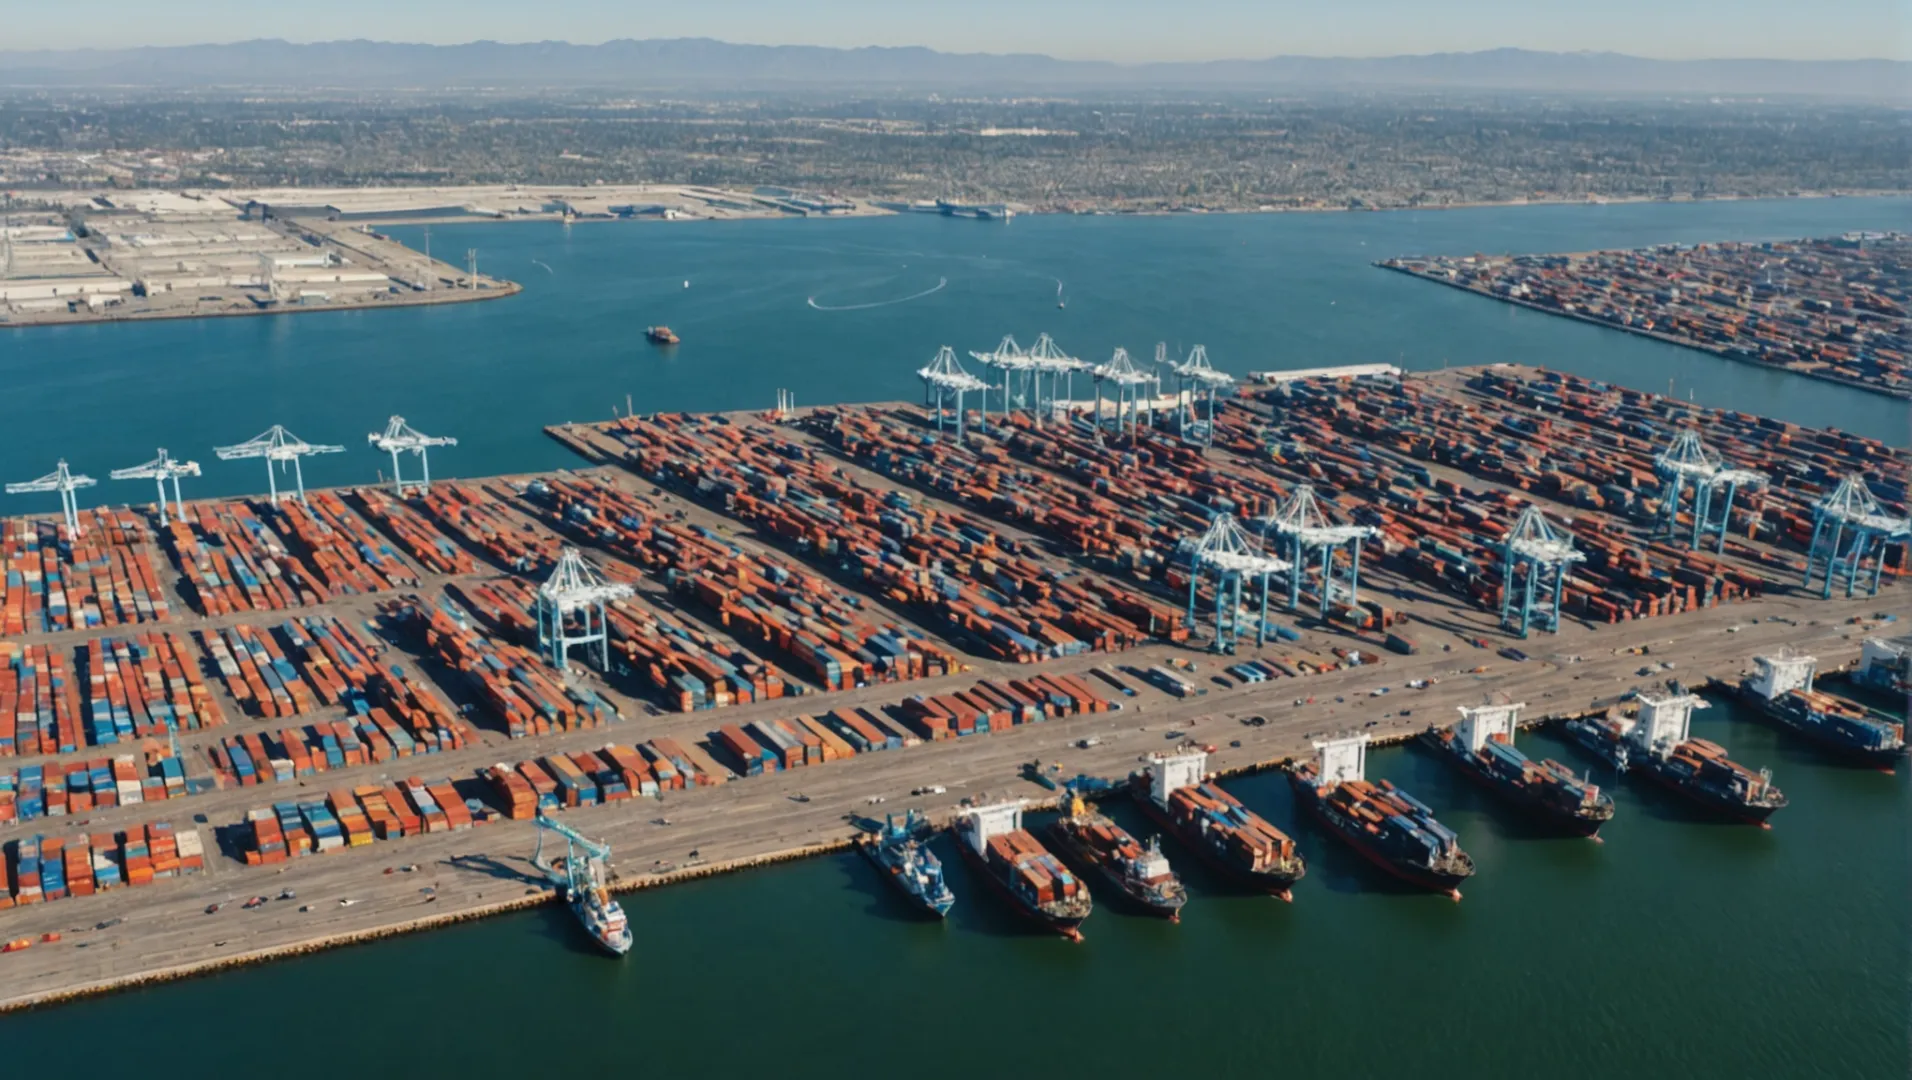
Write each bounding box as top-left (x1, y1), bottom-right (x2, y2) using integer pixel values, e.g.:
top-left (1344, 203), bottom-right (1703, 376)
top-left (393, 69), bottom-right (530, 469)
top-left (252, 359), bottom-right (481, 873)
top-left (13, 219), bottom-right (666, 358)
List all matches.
top-left (1380, 232), bottom-right (1911, 400)
top-left (0, 362), bottom-right (1901, 1011)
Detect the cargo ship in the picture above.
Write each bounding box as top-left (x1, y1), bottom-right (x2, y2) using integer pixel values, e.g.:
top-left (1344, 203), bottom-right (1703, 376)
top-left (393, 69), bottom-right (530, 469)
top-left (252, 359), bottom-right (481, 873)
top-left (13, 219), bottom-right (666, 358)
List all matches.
top-left (532, 816), bottom-right (633, 957)
top-left (1289, 735), bottom-right (1473, 898)
top-left (859, 810), bottom-right (955, 918)
top-left (952, 802), bottom-right (1092, 940)
top-left (1420, 703), bottom-right (1614, 837)
top-left (1129, 750), bottom-right (1305, 899)
top-left (645, 326), bottom-right (679, 345)
top-left (1851, 636), bottom-right (1909, 696)
top-left (1722, 653), bottom-right (1905, 770)
top-left (1045, 788), bottom-right (1187, 920)
top-left (1563, 690), bottom-right (1786, 826)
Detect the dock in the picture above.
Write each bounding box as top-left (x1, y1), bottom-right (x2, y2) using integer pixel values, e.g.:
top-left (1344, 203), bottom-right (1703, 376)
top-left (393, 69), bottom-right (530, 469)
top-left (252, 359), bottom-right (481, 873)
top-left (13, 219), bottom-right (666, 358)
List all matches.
top-left (0, 362), bottom-right (1901, 1010)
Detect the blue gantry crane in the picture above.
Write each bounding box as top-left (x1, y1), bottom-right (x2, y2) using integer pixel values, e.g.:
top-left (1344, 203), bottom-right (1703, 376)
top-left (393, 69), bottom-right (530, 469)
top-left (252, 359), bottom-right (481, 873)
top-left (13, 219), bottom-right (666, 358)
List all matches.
top-left (1500, 505), bottom-right (1583, 637)
top-left (1183, 512), bottom-right (1290, 652)
top-left (1804, 475), bottom-right (1910, 599)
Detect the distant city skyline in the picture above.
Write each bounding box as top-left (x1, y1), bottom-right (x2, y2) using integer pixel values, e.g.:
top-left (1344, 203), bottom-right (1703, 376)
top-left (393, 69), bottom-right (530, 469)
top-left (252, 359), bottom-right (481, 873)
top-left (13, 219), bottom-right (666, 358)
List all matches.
top-left (2, 0), bottom-right (1905, 61)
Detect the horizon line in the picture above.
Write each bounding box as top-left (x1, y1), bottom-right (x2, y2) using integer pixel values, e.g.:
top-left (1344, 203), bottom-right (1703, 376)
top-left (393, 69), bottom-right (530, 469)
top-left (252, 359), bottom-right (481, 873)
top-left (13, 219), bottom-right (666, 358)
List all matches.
top-left (1, 37), bottom-right (1904, 66)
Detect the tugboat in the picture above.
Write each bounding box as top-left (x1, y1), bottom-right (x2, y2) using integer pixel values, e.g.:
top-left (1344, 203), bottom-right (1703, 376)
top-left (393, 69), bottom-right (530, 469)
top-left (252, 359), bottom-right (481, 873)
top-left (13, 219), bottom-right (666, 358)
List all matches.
top-left (532, 816), bottom-right (632, 957)
top-left (1289, 734), bottom-right (1473, 899)
top-left (1564, 688), bottom-right (1787, 826)
top-left (1420, 702), bottom-right (1614, 837)
top-left (859, 810), bottom-right (955, 918)
top-left (1723, 653), bottom-right (1905, 770)
top-left (1046, 786), bottom-right (1187, 920)
top-left (952, 801), bottom-right (1092, 940)
top-left (1129, 749), bottom-right (1305, 899)
top-left (645, 326), bottom-right (680, 345)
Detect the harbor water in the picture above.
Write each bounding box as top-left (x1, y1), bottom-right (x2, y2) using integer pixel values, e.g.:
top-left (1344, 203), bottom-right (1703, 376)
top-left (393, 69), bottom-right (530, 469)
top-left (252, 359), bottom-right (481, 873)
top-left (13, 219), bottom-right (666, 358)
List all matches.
top-left (1, 697), bottom-right (1904, 1078)
top-left (0, 197), bottom-right (1906, 512)
top-left (0, 200), bottom-right (1907, 1076)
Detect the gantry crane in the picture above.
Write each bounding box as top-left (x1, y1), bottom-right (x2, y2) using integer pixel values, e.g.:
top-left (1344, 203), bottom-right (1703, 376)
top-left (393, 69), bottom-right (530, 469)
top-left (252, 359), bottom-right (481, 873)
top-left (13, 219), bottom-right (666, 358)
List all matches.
top-left (214, 425), bottom-right (344, 506)
top-left (537, 547), bottom-right (635, 670)
top-left (532, 814), bottom-right (614, 893)
top-left (367, 416), bottom-right (457, 496)
top-left (1805, 475), bottom-right (1911, 599)
top-left (1091, 347), bottom-right (1154, 439)
top-left (5, 459), bottom-right (96, 535)
top-left (109, 449), bottom-right (200, 526)
top-left (916, 346), bottom-right (988, 440)
top-left (1261, 484), bottom-right (1377, 620)
top-left (1500, 505), bottom-right (1584, 637)
top-left (1652, 429), bottom-right (1767, 552)
top-left (1169, 345), bottom-right (1234, 447)
top-left (1183, 512), bottom-right (1291, 652)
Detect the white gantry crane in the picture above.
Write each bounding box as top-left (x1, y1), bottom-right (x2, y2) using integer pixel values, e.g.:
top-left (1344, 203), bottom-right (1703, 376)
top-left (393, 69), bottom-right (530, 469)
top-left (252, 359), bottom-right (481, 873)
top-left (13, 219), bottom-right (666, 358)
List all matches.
top-left (1025, 333), bottom-right (1089, 425)
top-left (970, 334), bottom-right (1031, 423)
top-left (1170, 345), bottom-right (1234, 447)
top-left (1805, 474), bottom-right (1911, 599)
top-left (6, 459), bottom-right (96, 535)
top-left (367, 416), bottom-right (457, 497)
top-left (536, 547), bottom-right (635, 671)
top-left (215, 425), bottom-right (345, 506)
top-left (1091, 347), bottom-right (1154, 439)
top-left (1261, 484), bottom-right (1377, 620)
top-left (916, 346), bottom-right (989, 440)
top-left (1500, 504), bottom-right (1584, 637)
top-left (1652, 428), bottom-right (1767, 552)
top-left (109, 449), bottom-right (201, 526)
top-left (1183, 512), bottom-right (1291, 653)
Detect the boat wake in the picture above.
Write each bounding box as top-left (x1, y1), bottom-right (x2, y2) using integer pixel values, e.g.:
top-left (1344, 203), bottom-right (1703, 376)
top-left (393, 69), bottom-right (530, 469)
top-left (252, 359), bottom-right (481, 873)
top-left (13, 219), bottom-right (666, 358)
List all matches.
top-left (808, 277), bottom-right (947, 311)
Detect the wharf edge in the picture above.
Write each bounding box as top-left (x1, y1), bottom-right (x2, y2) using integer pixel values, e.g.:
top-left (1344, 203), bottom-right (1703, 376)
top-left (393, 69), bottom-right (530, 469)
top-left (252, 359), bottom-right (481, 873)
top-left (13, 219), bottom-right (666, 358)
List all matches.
top-left (0, 706), bottom-right (1618, 1016)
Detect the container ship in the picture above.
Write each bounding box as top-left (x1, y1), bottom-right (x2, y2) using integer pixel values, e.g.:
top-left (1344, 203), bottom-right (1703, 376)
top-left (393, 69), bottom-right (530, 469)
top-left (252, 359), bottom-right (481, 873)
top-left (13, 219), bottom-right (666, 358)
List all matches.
top-left (1563, 690), bottom-right (1787, 826)
top-left (1289, 735), bottom-right (1473, 898)
top-left (1420, 702), bottom-right (1614, 837)
top-left (1129, 750), bottom-right (1305, 899)
top-left (532, 816), bottom-right (633, 957)
top-left (859, 810), bottom-right (956, 918)
top-left (1722, 653), bottom-right (1905, 770)
top-left (1045, 787), bottom-right (1187, 920)
top-left (1851, 636), bottom-right (1909, 696)
top-left (952, 802), bottom-right (1092, 940)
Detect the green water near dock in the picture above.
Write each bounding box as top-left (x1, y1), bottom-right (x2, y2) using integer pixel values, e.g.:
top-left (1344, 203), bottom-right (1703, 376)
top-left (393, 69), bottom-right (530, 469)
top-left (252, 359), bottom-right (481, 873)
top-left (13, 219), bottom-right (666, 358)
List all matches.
top-left (0, 200), bottom-right (1908, 1076)
top-left (3, 698), bottom-right (1905, 1078)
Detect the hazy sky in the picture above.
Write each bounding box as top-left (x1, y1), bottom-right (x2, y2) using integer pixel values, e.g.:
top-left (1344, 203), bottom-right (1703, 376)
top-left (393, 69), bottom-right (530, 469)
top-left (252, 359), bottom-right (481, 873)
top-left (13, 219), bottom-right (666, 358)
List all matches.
top-left (5, 0), bottom-right (1905, 60)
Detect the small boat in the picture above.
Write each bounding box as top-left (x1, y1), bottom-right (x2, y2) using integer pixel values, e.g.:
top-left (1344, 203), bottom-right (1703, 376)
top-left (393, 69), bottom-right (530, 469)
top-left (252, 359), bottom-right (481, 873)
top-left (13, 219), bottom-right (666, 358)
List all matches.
top-left (646, 326), bottom-right (680, 345)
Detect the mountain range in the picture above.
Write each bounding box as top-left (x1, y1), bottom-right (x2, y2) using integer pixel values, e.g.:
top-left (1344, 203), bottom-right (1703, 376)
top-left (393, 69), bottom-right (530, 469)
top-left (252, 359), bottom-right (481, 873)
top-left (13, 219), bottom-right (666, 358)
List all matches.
top-left (0, 39), bottom-right (1901, 98)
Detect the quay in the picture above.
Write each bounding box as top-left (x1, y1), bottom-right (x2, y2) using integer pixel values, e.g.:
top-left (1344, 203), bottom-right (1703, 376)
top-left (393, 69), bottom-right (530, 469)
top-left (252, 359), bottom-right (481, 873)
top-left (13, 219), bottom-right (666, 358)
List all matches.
top-left (0, 362), bottom-right (1902, 1011)
top-left (1376, 233), bottom-right (1912, 401)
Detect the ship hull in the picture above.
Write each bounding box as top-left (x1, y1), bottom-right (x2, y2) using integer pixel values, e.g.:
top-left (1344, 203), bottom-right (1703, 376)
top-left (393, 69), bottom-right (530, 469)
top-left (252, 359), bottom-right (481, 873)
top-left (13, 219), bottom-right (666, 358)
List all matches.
top-left (568, 895), bottom-right (632, 957)
top-left (1629, 758), bottom-right (1784, 825)
top-left (1128, 781), bottom-right (1302, 898)
top-left (1416, 731), bottom-right (1609, 837)
top-left (952, 834), bottom-right (1089, 939)
top-left (1720, 683), bottom-right (1905, 770)
top-left (1044, 821), bottom-right (1186, 920)
top-left (857, 838), bottom-right (954, 919)
top-left (1287, 774), bottom-right (1471, 896)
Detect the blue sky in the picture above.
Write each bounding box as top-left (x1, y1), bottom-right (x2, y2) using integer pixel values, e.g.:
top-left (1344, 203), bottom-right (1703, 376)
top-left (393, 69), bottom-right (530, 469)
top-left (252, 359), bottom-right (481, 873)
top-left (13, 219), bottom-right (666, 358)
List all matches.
top-left (6, 0), bottom-right (1905, 60)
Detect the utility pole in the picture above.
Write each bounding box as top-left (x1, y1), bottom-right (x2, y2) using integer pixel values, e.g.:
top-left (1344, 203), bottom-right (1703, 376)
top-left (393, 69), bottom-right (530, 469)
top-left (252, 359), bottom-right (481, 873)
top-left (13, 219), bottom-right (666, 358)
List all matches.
top-left (423, 225), bottom-right (432, 291)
